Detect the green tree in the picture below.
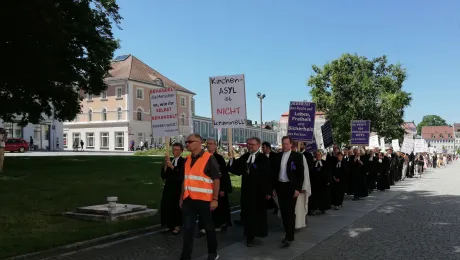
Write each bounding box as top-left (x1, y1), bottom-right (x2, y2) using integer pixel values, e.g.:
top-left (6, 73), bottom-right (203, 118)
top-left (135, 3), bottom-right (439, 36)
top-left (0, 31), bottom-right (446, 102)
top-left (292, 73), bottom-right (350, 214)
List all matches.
top-left (416, 115), bottom-right (448, 135)
top-left (0, 0), bottom-right (122, 125)
top-left (308, 54), bottom-right (412, 145)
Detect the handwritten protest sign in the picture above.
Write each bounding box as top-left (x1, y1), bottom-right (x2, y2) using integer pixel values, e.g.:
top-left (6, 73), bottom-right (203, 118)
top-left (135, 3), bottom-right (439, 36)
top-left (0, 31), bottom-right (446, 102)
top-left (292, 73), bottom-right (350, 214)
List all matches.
top-left (414, 139), bottom-right (425, 153)
top-left (210, 74), bottom-right (247, 128)
top-left (369, 135), bottom-right (379, 148)
top-left (401, 137), bottom-right (414, 154)
top-left (287, 101), bottom-right (316, 141)
top-left (350, 120), bottom-right (371, 145)
top-left (150, 88), bottom-right (179, 137)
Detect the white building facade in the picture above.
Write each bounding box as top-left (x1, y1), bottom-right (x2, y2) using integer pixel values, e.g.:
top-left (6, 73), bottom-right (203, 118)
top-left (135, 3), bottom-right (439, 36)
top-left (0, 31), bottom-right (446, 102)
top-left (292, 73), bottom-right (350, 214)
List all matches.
top-left (0, 115), bottom-right (64, 151)
top-left (63, 55), bottom-right (195, 151)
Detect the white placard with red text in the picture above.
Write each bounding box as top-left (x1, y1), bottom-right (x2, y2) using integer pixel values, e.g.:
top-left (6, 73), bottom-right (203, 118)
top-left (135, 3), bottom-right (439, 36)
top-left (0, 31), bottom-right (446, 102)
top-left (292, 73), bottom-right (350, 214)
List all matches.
top-left (210, 74), bottom-right (247, 129)
top-left (150, 88), bottom-right (179, 137)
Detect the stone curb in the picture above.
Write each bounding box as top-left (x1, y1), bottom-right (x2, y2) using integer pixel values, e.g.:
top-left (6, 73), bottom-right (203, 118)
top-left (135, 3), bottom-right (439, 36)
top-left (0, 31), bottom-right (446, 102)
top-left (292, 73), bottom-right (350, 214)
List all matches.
top-left (8, 205), bottom-right (241, 260)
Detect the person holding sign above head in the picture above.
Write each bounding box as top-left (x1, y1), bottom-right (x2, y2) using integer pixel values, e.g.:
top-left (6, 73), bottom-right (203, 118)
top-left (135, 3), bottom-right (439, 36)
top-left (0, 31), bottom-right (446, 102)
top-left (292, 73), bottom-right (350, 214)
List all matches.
top-left (180, 134), bottom-right (221, 260)
top-left (228, 137), bottom-right (272, 247)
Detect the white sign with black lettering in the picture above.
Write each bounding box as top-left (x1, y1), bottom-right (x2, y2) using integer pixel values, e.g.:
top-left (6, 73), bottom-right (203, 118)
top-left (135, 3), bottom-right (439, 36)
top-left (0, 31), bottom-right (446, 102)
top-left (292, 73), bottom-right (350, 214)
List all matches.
top-left (210, 74), bottom-right (247, 129)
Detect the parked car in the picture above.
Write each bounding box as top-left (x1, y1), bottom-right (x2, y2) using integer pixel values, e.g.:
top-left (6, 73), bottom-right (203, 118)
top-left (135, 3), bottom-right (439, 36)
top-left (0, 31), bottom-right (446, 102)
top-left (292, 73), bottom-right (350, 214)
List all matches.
top-left (5, 138), bottom-right (29, 153)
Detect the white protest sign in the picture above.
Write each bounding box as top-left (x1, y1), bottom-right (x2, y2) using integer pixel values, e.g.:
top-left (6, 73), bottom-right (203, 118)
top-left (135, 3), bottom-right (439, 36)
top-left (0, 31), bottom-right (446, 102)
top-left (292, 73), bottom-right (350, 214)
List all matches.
top-left (392, 139), bottom-right (400, 151)
top-left (436, 147), bottom-right (443, 153)
top-left (414, 139), bottom-right (425, 153)
top-left (369, 135), bottom-right (379, 148)
top-left (429, 147), bottom-right (435, 154)
top-left (150, 88), bottom-right (179, 137)
top-left (380, 137), bottom-right (385, 150)
top-left (210, 74), bottom-right (247, 129)
top-left (401, 137), bottom-right (414, 154)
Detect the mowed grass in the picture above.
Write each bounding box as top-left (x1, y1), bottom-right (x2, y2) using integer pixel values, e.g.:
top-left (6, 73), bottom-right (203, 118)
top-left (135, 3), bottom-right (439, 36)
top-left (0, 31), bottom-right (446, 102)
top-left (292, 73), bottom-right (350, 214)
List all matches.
top-left (0, 156), bottom-right (241, 259)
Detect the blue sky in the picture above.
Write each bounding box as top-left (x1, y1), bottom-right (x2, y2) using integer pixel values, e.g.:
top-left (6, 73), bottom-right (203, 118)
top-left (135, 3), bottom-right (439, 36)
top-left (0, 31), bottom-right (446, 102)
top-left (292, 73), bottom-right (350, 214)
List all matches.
top-left (112, 0), bottom-right (460, 125)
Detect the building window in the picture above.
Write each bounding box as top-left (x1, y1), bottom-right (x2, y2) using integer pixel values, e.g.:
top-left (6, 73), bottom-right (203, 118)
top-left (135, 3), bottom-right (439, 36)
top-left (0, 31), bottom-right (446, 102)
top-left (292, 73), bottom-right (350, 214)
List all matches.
top-left (180, 96), bottom-right (186, 107)
top-left (88, 109), bottom-right (93, 122)
top-left (136, 88), bottom-right (144, 99)
top-left (202, 123), bottom-right (207, 134)
top-left (101, 91), bottom-right (107, 99)
top-left (137, 108), bottom-right (143, 121)
top-left (115, 132), bottom-right (124, 148)
top-left (86, 133), bottom-right (95, 147)
top-left (63, 133), bottom-right (68, 148)
top-left (87, 94), bottom-right (93, 100)
top-left (102, 108), bottom-right (107, 121)
top-left (72, 133), bottom-right (81, 146)
top-left (117, 108), bottom-right (122, 120)
top-left (100, 132), bottom-right (109, 148)
top-left (116, 87), bottom-right (123, 98)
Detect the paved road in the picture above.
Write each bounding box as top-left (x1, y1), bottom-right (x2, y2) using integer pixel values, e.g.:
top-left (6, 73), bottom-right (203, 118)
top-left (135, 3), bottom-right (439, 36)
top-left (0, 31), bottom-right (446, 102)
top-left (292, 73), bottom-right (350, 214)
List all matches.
top-left (43, 162), bottom-right (460, 260)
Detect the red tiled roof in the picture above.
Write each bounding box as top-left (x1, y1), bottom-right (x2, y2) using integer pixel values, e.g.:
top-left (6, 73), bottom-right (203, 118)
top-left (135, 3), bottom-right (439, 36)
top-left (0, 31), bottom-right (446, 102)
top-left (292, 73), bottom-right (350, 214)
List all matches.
top-left (421, 126), bottom-right (454, 140)
top-left (106, 55), bottom-right (195, 95)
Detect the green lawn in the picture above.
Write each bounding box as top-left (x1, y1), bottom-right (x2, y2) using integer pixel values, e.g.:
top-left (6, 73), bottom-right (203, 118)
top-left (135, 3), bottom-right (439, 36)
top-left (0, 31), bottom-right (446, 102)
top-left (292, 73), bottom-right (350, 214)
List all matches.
top-left (0, 156), bottom-right (241, 259)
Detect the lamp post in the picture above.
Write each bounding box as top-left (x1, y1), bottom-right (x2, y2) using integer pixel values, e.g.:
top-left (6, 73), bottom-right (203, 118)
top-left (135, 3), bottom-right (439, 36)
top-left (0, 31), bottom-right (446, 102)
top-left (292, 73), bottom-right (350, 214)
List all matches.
top-left (257, 92), bottom-right (266, 140)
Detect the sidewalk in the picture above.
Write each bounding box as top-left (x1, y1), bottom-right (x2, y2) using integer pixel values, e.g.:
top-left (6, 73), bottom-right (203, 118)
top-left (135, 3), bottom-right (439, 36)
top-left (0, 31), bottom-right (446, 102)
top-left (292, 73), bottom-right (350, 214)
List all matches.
top-left (44, 166), bottom-right (441, 260)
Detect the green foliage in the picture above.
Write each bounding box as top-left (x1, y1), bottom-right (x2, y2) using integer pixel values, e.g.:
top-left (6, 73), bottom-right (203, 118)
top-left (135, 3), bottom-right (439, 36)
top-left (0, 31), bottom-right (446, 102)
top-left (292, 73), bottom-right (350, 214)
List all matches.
top-left (416, 115), bottom-right (448, 135)
top-left (0, 0), bottom-right (122, 125)
top-left (308, 54), bottom-right (412, 145)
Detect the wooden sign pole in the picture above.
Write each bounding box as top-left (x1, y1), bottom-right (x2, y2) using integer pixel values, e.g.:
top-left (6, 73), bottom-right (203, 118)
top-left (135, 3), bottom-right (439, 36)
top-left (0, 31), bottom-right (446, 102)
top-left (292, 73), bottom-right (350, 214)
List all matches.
top-left (165, 136), bottom-right (170, 157)
top-left (228, 129), bottom-right (233, 158)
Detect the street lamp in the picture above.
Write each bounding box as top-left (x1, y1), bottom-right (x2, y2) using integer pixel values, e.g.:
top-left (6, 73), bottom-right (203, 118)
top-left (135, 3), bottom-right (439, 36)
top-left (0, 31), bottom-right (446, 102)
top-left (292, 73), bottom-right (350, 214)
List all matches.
top-left (257, 92), bottom-right (266, 140)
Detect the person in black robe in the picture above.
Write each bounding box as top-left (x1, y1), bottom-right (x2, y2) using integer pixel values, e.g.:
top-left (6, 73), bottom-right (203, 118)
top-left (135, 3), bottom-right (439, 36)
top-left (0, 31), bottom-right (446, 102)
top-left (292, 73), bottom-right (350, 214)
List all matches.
top-left (408, 152), bottom-right (415, 178)
top-left (309, 150), bottom-right (331, 214)
top-left (262, 141), bottom-right (279, 215)
top-left (350, 149), bottom-right (365, 201)
top-left (376, 152), bottom-right (389, 191)
top-left (432, 153), bottom-right (437, 168)
top-left (228, 137), bottom-right (272, 247)
top-left (344, 148), bottom-right (355, 195)
top-left (331, 152), bottom-right (347, 209)
top-left (387, 148), bottom-right (397, 185)
top-left (396, 152), bottom-right (404, 182)
top-left (207, 139), bottom-right (232, 230)
top-left (365, 150), bottom-right (378, 194)
top-left (358, 149), bottom-right (369, 198)
top-left (160, 142), bottom-right (185, 235)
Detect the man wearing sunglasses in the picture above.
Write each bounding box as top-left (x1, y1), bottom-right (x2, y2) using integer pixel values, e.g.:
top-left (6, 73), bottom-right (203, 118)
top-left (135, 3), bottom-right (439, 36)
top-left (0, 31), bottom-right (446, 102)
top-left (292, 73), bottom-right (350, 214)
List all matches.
top-left (180, 134), bottom-right (221, 260)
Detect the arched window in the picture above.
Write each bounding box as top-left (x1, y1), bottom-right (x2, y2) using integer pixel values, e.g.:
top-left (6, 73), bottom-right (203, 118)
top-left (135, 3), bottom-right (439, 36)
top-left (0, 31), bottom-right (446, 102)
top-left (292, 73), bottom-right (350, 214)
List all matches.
top-left (88, 109), bottom-right (93, 122)
top-left (117, 108), bottom-right (122, 120)
top-left (137, 108), bottom-right (142, 121)
top-left (102, 108), bottom-right (107, 121)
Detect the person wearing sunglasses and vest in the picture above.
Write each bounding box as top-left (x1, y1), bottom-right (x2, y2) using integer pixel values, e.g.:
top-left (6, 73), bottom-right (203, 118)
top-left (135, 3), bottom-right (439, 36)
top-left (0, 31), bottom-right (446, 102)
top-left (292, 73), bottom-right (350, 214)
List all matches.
top-left (180, 134), bottom-right (221, 260)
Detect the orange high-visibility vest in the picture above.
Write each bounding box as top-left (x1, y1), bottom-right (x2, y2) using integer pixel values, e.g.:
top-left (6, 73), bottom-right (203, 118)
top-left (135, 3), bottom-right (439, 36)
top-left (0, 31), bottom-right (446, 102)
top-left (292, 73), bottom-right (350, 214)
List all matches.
top-left (183, 151), bottom-right (214, 202)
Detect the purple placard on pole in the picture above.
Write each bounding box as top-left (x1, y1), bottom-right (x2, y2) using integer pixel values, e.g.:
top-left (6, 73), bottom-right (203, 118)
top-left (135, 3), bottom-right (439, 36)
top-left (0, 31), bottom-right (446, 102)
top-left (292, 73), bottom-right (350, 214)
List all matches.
top-left (304, 136), bottom-right (318, 153)
top-left (350, 120), bottom-right (371, 145)
top-left (287, 101), bottom-right (316, 142)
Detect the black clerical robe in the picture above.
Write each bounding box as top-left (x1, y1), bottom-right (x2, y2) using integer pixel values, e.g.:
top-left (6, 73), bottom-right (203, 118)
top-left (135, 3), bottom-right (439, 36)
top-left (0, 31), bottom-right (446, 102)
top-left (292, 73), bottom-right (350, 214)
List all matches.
top-left (229, 152), bottom-right (272, 238)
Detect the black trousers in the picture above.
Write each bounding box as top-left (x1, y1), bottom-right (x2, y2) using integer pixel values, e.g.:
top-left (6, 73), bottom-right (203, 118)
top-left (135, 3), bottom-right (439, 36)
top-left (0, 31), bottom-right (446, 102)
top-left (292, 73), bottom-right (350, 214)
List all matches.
top-left (181, 198), bottom-right (217, 260)
top-left (276, 182), bottom-right (297, 241)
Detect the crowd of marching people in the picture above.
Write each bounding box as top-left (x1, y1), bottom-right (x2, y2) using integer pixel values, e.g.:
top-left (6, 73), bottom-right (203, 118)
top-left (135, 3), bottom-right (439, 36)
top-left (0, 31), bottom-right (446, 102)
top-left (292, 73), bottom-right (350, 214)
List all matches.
top-left (160, 133), bottom-right (457, 260)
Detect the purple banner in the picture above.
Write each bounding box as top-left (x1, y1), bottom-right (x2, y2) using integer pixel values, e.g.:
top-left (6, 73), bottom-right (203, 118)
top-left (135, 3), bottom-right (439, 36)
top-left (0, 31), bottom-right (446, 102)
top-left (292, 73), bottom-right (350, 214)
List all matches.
top-left (287, 101), bottom-right (316, 142)
top-left (304, 136), bottom-right (318, 153)
top-left (350, 120), bottom-right (371, 145)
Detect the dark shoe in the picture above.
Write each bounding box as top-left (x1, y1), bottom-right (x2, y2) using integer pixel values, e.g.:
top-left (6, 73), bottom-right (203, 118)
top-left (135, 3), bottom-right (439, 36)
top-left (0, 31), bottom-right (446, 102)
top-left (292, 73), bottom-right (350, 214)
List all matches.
top-left (281, 239), bottom-right (292, 248)
top-left (207, 253), bottom-right (219, 260)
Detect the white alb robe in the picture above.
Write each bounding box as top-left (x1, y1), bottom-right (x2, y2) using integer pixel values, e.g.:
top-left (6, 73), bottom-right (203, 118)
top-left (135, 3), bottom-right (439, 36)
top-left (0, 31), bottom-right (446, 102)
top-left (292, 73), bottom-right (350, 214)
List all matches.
top-left (273, 155), bottom-right (312, 229)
